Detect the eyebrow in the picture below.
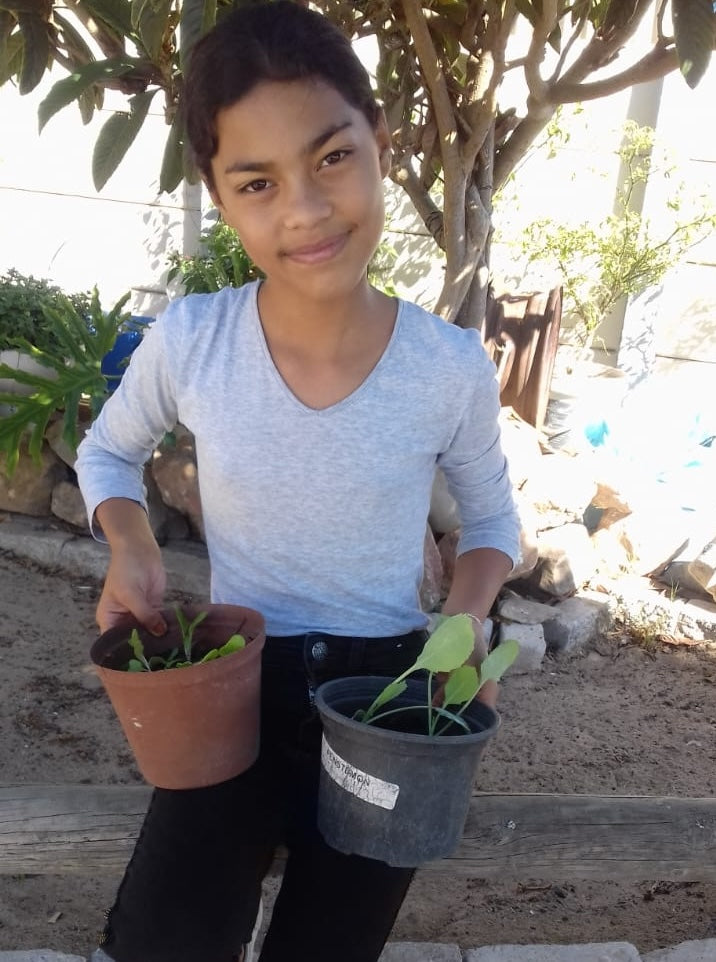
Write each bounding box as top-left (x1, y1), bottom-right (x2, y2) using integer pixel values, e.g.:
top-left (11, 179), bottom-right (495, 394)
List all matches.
top-left (224, 120), bottom-right (354, 175)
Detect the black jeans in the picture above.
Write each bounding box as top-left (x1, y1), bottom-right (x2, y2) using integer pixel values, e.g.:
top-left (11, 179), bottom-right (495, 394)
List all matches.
top-left (99, 628), bottom-right (428, 962)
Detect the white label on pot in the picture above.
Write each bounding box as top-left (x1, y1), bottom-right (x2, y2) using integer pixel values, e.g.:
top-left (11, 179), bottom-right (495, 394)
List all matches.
top-left (321, 736), bottom-right (399, 810)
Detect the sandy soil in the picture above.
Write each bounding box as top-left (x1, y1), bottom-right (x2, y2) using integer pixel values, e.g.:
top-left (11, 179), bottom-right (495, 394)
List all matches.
top-left (0, 549), bottom-right (714, 956)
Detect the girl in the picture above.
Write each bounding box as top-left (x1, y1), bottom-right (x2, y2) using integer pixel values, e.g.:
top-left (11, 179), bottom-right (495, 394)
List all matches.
top-left (77, 4), bottom-right (520, 961)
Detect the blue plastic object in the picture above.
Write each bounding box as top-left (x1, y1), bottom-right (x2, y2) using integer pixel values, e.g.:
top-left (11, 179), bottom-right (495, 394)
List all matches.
top-left (102, 315), bottom-right (152, 390)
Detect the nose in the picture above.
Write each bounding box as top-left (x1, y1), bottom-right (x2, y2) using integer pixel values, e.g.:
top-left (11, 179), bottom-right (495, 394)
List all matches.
top-left (281, 176), bottom-right (332, 230)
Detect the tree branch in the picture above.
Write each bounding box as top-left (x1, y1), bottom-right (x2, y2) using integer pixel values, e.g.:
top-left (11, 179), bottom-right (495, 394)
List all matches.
top-left (391, 157), bottom-right (445, 250)
top-left (551, 45), bottom-right (680, 104)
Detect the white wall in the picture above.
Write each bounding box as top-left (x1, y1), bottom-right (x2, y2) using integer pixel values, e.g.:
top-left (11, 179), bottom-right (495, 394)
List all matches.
top-left (1, 81), bottom-right (200, 317)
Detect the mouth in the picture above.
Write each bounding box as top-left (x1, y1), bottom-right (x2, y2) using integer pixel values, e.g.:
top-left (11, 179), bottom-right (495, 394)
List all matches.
top-left (283, 233), bottom-right (349, 265)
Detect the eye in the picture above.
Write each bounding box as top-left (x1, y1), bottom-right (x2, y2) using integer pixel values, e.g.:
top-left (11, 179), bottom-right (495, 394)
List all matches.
top-left (320, 149), bottom-right (351, 168)
top-left (240, 178), bottom-right (270, 194)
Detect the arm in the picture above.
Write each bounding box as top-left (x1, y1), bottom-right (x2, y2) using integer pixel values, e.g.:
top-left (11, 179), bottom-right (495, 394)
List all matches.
top-left (76, 314), bottom-right (180, 634)
top-left (94, 498), bottom-right (167, 635)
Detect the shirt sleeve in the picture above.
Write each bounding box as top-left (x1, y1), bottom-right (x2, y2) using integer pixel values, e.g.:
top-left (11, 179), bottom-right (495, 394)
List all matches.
top-left (75, 315), bottom-right (179, 540)
top-left (436, 338), bottom-right (521, 567)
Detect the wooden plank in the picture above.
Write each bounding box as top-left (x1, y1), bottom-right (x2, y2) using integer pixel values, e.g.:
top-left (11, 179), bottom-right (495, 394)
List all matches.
top-left (1, 785), bottom-right (715, 880)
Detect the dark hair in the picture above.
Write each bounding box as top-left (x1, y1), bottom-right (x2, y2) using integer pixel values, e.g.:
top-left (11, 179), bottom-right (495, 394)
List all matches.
top-left (184, 1), bottom-right (381, 191)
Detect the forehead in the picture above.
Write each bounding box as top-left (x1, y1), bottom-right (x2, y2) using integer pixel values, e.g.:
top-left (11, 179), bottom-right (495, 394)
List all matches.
top-left (213, 78), bottom-right (371, 161)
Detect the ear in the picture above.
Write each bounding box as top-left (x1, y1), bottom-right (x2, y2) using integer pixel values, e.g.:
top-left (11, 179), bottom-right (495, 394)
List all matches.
top-left (374, 108), bottom-right (393, 178)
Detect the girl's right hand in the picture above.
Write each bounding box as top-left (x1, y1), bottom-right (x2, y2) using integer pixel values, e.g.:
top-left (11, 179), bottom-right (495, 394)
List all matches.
top-left (94, 498), bottom-right (168, 635)
top-left (97, 542), bottom-right (167, 636)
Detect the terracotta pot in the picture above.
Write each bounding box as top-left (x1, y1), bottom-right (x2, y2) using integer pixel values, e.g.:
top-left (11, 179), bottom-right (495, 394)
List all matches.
top-left (90, 604), bottom-right (266, 789)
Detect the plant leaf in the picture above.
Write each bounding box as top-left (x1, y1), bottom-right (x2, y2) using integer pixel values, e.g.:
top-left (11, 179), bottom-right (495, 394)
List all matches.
top-left (38, 57), bottom-right (138, 131)
top-left (159, 108), bottom-right (186, 194)
top-left (443, 664), bottom-right (479, 708)
top-left (361, 679), bottom-right (407, 722)
top-left (17, 12), bottom-right (48, 94)
top-left (131, 0), bottom-right (171, 61)
top-left (179, 0), bottom-right (216, 72)
top-left (414, 614), bottom-right (475, 674)
top-left (81, 0), bottom-right (135, 39)
top-left (478, 639), bottom-right (520, 685)
top-left (672, 0), bottom-right (714, 90)
top-left (92, 89), bottom-right (156, 191)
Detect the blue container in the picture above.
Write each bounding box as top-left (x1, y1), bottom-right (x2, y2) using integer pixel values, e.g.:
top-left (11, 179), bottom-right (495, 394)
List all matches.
top-left (102, 315), bottom-right (152, 390)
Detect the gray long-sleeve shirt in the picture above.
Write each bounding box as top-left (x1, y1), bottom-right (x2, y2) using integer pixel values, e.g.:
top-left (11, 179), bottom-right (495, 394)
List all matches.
top-left (76, 281), bottom-right (520, 637)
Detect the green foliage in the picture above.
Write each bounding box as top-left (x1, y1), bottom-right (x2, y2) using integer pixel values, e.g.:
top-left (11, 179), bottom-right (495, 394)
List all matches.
top-left (166, 220), bottom-right (264, 294)
top-left (0, 287), bottom-right (131, 474)
top-left (167, 218), bottom-right (399, 296)
top-left (355, 614), bottom-right (519, 736)
top-left (125, 607), bottom-right (247, 671)
top-left (0, 270), bottom-right (92, 354)
top-left (505, 122), bottom-right (716, 346)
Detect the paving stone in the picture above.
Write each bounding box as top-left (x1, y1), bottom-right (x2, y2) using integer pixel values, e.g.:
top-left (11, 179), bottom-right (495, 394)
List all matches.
top-left (498, 621), bottom-right (546, 673)
top-left (380, 943), bottom-right (462, 961)
top-left (465, 943), bottom-right (642, 961)
top-left (0, 953), bottom-right (86, 962)
top-left (543, 594), bottom-right (611, 652)
top-left (642, 939), bottom-right (716, 961)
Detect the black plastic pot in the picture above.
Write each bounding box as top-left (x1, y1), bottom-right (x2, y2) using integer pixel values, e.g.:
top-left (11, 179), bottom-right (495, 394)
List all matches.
top-left (314, 675), bottom-right (499, 867)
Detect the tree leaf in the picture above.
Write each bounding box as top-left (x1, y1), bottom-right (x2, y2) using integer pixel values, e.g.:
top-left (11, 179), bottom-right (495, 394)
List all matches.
top-left (17, 12), bottom-right (48, 93)
top-left (443, 664), bottom-right (479, 708)
top-left (92, 89), bottom-right (156, 190)
top-left (159, 108), bottom-right (185, 194)
top-left (81, 0), bottom-right (134, 40)
top-left (38, 57), bottom-right (138, 131)
top-left (414, 613), bottom-right (475, 674)
top-left (179, 0), bottom-right (216, 72)
top-left (478, 639), bottom-right (520, 685)
top-left (672, 0), bottom-right (714, 90)
top-left (131, 0), bottom-right (171, 62)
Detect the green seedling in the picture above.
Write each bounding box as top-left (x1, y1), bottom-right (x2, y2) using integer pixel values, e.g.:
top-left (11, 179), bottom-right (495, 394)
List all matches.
top-left (125, 607), bottom-right (245, 672)
top-left (354, 614), bottom-right (519, 736)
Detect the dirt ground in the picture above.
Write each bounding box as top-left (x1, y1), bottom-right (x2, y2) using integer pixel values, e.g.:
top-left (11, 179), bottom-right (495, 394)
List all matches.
top-left (0, 549), bottom-right (715, 957)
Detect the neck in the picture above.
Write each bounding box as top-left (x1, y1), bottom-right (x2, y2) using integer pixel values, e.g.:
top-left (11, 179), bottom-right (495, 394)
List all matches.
top-left (257, 280), bottom-right (390, 356)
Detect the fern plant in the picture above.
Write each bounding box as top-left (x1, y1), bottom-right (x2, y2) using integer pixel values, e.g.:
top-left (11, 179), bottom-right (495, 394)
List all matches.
top-left (0, 288), bottom-right (131, 475)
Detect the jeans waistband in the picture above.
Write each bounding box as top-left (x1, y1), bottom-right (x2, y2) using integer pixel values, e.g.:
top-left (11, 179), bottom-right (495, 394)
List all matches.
top-left (263, 629), bottom-right (428, 694)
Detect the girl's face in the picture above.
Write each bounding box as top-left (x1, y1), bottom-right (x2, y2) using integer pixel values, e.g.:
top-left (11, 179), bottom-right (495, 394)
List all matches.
top-left (209, 79), bottom-right (391, 307)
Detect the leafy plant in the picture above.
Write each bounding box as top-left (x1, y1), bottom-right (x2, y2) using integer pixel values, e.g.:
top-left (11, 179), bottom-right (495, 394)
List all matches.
top-left (354, 614), bottom-right (519, 736)
top-left (0, 270), bottom-right (92, 354)
top-left (0, 288), bottom-right (131, 474)
top-left (167, 220), bottom-right (264, 295)
top-left (505, 122), bottom-right (716, 348)
top-left (125, 607), bottom-right (246, 671)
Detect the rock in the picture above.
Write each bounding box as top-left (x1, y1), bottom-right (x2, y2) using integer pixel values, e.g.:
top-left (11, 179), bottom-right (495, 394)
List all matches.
top-left (144, 468), bottom-right (190, 545)
top-left (437, 529), bottom-right (460, 598)
top-left (45, 416), bottom-right (90, 468)
top-left (50, 480), bottom-right (89, 530)
top-left (497, 621), bottom-right (546, 673)
top-left (498, 406), bottom-right (544, 489)
top-left (543, 594), bottom-right (612, 653)
top-left (0, 443), bottom-right (69, 517)
top-left (498, 594), bottom-right (557, 624)
top-left (520, 449), bottom-right (598, 532)
top-left (530, 522), bottom-right (595, 597)
top-left (506, 498), bottom-right (540, 582)
top-left (150, 428), bottom-right (204, 539)
top-left (608, 507), bottom-right (690, 577)
top-left (428, 469), bottom-right (460, 534)
top-left (420, 525), bottom-right (443, 612)
top-left (688, 539), bottom-right (716, 601)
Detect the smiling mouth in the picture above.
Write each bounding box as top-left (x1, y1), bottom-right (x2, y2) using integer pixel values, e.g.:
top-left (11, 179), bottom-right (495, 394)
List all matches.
top-left (283, 233), bottom-right (349, 264)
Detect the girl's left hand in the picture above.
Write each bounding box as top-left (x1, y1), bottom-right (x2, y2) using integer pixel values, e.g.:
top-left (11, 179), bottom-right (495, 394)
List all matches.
top-left (432, 621), bottom-right (498, 709)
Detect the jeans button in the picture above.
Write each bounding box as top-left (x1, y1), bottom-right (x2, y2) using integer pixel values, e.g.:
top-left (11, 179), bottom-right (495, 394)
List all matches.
top-left (311, 640), bottom-right (328, 661)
